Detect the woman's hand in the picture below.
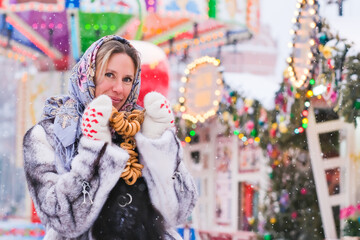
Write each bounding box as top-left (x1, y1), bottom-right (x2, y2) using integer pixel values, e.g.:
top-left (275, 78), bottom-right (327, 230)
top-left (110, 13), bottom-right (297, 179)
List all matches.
top-left (142, 91), bottom-right (175, 139)
top-left (81, 95), bottom-right (112, 143)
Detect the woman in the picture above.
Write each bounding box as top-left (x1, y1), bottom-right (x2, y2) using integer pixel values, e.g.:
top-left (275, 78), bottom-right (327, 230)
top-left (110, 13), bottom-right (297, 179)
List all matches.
top-left (23, 35), bottom-right (197, 239)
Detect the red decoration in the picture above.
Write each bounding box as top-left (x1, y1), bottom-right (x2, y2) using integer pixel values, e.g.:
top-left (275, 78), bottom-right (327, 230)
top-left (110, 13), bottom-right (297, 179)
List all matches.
top-left (326, 83), bottom-right (332, 93)
top-left (244, 184), bottom-right (254, 217)
top-left (291, 211), bottom-right (298, 219)
top-left (31, 201), bottom-right (41, 223)
top-left (36, 55), bottom-right (70, 71)
top-left (327, 58), bottom-right (334, 69)
top-left (30, 230), bottom-right (37, 236)
top-left (302, 110), bottom-right (308, 117)
top-left (234, 120), bottom-right (240, 128)
top-left (246, 121), bottom-right (255, 131)
top-left (282, 101), bottom-right (287, 113)
top-left (300, 187), bottom-right (307, 195)
top-left (53, 55), bottom-right (70, 71)
top-left (270, 128), bottom-right (276, 138)
top-left (138, 60), bottom-right (169, 107)
top-left (130, 41), bottom-right (170, 107)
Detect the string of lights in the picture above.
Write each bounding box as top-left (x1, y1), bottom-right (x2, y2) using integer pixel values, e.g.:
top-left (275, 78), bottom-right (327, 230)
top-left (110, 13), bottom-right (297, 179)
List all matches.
top-left (286, 0), bottom-right (319, 88)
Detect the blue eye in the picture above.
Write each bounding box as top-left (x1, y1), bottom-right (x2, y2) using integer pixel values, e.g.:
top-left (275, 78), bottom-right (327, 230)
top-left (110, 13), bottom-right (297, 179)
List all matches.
top-left (105, 73), bottom-right (114, 78)
top-left (123, 77), bottom-right (133, 83)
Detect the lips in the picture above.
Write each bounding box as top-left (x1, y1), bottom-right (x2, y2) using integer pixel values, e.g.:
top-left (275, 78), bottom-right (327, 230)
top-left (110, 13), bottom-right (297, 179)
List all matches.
top-left (110, 96), bottom-right (122, 103)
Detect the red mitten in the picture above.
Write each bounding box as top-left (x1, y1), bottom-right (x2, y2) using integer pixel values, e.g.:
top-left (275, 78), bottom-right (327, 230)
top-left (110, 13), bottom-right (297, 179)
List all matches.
top-left (142, 91), bottom-right (175, 139)
top-left (81, 95), bottom-right (112, 143)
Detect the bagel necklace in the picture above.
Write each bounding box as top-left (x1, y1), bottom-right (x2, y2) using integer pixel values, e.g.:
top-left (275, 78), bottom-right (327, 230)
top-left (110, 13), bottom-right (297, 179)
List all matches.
top-left (109, 106), bottom-right (145, 185)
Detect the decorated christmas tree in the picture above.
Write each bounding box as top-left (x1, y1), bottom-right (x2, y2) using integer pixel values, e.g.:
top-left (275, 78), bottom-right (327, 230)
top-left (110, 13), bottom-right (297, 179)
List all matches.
top-left (261, 143), bottom-right (324, 239)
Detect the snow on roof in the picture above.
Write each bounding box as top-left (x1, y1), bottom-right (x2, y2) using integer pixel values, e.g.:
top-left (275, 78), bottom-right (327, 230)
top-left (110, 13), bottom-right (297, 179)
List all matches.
top-left (318, 0), bottom-right (360, 53)
top-left (223, 72), bottom-right (280, 110)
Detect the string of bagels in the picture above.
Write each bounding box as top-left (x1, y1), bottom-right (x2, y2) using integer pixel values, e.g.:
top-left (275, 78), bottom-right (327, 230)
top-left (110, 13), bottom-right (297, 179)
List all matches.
top-left (109, 106), bottom-right (145, 185)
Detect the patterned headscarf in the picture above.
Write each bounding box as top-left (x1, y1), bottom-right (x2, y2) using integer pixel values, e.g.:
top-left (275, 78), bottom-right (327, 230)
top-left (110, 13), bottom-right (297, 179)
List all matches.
top-left (42, 35), bottom-right (141, 171)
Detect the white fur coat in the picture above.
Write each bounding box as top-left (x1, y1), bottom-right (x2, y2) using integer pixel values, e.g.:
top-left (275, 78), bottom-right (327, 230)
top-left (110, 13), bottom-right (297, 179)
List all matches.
top-left (23, 119), bottom-right (198, 239)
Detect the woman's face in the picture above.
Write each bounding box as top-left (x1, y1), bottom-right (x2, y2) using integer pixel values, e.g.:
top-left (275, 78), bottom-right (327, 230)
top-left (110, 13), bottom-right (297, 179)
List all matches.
top-left (95, 53), bottom-right (135, 110)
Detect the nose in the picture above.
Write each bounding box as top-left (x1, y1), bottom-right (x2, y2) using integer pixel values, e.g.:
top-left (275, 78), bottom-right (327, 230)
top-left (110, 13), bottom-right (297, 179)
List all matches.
top-left (112, 80), bottom-right (124, 94)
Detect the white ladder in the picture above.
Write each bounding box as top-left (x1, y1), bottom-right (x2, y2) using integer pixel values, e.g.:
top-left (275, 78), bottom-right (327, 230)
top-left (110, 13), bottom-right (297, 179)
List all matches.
top-left (306, 105), bottom-right (354, 239)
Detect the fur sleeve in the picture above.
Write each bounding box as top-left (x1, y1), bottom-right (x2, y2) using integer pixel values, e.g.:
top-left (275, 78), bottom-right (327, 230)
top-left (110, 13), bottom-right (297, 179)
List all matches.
top-left (135, 130), bottom-right (198, 227)
top-left (23, 124), bottom-right (129, 238)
